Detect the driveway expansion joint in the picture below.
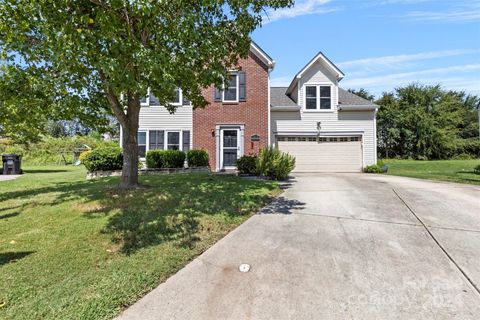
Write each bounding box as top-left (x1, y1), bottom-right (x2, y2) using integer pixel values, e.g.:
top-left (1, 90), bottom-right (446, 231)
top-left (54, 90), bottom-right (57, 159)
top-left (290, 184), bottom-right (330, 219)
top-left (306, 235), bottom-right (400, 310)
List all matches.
top-left (391, 187), bottom-right (480, 297)
top-left (292, 211), bottom-right (422, 228)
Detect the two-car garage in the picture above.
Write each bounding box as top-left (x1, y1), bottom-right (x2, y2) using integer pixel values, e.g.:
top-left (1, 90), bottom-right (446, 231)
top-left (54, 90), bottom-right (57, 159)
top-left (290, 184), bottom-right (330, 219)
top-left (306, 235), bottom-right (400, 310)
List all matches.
top-left (276, 135), bottom-right (363, 173)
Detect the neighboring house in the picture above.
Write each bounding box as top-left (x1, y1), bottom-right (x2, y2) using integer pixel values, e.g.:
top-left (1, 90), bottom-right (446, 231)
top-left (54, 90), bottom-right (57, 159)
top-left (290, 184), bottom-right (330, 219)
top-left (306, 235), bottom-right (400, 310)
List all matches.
top-left (132, 42), bottom-right (378, 172)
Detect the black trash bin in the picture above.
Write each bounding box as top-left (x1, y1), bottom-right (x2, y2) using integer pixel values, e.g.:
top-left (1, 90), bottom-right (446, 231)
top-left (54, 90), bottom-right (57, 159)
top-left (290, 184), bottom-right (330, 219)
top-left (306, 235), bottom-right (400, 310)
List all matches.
top-left (2, 154), bottom-right (22, 175)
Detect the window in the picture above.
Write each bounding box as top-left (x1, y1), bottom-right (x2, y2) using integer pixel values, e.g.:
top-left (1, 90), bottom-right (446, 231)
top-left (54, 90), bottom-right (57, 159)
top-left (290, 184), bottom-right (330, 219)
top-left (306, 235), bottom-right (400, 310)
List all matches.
top-left (308, 137), bottom-right (316, 142)
top-left (137, 132), bottom-right (147, 157)
top-left (223, 73), bottom-right (239, 102)
top-left (167, 132), bottom-right (180, 150)
top-left (320, 86), bottom-right (331, 109)
top-left (305, 86), bottom-right (317, 109)
top-left (149, 130), bottom-right (164, 150)
top-left (172, 88), bottom-right (182, 105)
top-left (304, 85), bottom-right (332, 110)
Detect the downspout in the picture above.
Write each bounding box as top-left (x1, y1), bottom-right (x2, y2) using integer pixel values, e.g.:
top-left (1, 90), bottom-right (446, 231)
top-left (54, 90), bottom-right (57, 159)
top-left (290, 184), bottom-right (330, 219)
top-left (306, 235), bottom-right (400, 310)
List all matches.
top-left (267, 61), bottom-right (275, 146)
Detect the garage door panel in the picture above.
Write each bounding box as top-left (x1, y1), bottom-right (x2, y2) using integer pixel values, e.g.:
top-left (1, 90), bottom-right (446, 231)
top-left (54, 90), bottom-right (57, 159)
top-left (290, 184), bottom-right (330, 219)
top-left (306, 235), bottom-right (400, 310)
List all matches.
top-left (278, 137), bottom-right (362, 173)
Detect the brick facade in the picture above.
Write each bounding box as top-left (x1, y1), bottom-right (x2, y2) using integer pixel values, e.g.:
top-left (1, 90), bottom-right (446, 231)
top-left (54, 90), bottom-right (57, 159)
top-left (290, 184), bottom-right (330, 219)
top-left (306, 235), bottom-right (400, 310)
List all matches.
top-left (193, 51), bottom-right (269, 170)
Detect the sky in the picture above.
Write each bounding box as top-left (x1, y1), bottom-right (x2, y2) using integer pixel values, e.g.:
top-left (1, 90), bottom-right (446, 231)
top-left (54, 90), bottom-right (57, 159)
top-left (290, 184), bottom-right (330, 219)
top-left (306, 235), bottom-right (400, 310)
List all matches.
top-left (252, 0), bottom-right (480, 97)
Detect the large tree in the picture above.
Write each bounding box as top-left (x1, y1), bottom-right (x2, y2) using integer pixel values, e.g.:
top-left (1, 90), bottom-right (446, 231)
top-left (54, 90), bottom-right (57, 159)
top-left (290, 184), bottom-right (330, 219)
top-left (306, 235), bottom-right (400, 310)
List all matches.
top-left (0, 0), bottom-right (292, 188)
top-left (376, 84), bottom-right (480, 159)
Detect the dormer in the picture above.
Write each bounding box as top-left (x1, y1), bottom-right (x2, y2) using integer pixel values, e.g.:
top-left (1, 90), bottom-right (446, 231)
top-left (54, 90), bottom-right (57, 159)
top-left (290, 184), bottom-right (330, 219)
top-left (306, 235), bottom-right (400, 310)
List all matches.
top-left (286, 52), bottom-right (344, 112)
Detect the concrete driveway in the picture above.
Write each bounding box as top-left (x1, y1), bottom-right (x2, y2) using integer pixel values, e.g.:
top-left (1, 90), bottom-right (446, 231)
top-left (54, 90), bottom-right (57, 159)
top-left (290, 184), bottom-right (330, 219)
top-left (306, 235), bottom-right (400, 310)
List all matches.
top-left (117, 174), bottom-right (480, 320)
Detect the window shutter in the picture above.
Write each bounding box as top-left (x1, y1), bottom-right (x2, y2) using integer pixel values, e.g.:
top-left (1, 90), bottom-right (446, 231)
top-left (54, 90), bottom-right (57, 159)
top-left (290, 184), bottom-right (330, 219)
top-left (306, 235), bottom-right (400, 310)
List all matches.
top-left (182, 95), bottom-right (190, 105)
top-left (214, 87), bottom-right (222, 102)
top-left (239, 71), bottom-right (246, 102)
top-left (182, 131), bottom-right (190, 152)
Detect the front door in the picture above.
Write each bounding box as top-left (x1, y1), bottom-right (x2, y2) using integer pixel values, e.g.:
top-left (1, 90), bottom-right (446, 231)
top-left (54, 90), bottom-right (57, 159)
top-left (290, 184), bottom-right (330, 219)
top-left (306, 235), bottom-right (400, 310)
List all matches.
top-left (221, 129), bottom-right (240, 168)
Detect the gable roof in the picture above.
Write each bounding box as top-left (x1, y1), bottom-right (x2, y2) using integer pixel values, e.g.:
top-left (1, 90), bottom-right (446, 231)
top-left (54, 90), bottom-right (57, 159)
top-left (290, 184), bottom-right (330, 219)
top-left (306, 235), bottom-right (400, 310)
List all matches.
top-left (270, 87), bottom-right (378, 109)
top-left (337, 88), bottom-right (376, 106)
top-left (286, 52), bottom-right (344, 95)
top-left (250, 41), bottom-right (275, 69)
top-left (271, 87), bottom-right (297, 106)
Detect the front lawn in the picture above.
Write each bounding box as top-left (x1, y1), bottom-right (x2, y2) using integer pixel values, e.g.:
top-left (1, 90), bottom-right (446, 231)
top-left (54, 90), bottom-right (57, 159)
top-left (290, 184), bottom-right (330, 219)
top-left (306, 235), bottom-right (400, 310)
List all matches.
top-left (0, 166), bottom-right (280, 319)
top-left (382, 159), bottom-right (480, 185)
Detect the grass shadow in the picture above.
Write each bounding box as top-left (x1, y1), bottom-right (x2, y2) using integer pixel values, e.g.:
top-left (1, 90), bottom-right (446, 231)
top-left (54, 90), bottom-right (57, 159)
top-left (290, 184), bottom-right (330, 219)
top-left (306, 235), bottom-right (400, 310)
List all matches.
top-left (0, 212), bottom-right (20, 220)
top-left (23, 169), bottom-right (70, 173)
top-left (1, 172), bottom-right (279, 255)
top-left (0, 251), bottom-right (35, 266)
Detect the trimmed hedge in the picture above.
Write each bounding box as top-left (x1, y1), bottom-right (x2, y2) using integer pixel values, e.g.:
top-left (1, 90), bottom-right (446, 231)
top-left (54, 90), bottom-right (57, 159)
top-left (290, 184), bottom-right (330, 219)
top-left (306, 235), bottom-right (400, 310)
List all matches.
top-left (146, 150), bottom-right (186, 169)
top-left (82, 146), bottom-right (123, 172)
top-left (187, 149), bottom-right (209, 167)
top-left (236, 155), bottom-right (257, 174)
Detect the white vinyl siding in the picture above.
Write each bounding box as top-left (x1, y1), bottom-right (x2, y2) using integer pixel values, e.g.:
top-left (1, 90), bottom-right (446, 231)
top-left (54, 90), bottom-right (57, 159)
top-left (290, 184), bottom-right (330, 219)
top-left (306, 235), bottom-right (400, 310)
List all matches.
top-left (135, 105), bottom-right (193, 153)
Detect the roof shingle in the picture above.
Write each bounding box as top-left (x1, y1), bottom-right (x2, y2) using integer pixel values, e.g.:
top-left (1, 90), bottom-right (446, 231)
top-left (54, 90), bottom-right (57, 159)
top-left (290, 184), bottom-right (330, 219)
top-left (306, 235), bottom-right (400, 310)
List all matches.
top-left (270, 87), bottom-right (377, 107)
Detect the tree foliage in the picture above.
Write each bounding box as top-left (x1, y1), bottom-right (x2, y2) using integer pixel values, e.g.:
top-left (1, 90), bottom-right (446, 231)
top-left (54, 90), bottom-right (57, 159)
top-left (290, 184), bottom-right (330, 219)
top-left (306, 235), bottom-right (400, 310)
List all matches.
top-left (376, 84), bottom-right (480, 160)
top-left (0, 0), bottom-right (293, 187)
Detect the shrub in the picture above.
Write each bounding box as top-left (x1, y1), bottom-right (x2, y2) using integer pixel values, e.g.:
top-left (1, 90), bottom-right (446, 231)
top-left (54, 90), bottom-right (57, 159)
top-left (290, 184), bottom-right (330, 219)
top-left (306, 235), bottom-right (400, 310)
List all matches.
top-left (452, 153), bottom-right (474, 160)
top-left (79, 150), bottom-right (92, 164)
top-left (0, 135), bottom-right (118, 165)
top-left (364, 164), bottom-right (382, 173)
top-left (187, 149), bottom-right (209, 167)
top-left (82, 146), bottom-right (123, 172)
top-left (236, 155), bottom-right (257, 174)
top-left (474, 165), bottom-right (480, 175)
top-left (256, 147), bottom-right (295, 180)
top-left (146, 150), bottom-right (186, 169)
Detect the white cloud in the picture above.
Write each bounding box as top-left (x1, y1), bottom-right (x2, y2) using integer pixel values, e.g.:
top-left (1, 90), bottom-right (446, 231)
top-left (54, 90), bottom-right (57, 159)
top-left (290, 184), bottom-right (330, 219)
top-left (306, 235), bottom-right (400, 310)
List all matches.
top-left (342, 64), bottom-right (480, 94)
top-left (399, 1), bottom-right (480, 22)
top-left (262, 0), bottom-right (339, 24)
top-left (271, 76), bottom-right (292, 87)
top-left (379, 0), bottom-right (432, 4)
top-left (338, 49), bottom-right (476, 70)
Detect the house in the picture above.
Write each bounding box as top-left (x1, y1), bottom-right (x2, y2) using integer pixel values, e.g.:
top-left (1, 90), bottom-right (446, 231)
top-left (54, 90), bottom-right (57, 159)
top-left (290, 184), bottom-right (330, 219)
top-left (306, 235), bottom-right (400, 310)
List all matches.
top-left (133, 42), bottom-right (378, 172)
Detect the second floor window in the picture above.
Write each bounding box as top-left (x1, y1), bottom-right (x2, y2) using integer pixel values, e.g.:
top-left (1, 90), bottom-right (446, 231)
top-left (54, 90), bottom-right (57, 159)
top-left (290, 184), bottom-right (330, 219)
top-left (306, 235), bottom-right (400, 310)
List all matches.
top-left (304, 85), bottom-right (332, 110)
top-left (223, 73), bottom-right (239, 102)
top-left (214, 71), bottom-right (246, 103)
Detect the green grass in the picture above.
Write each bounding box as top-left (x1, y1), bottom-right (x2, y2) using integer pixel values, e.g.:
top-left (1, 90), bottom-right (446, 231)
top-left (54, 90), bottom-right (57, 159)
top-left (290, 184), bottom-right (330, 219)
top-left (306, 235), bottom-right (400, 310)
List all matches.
top-left (0, 166), bottom-right (280, 319)
top-left (382, 159), bottom-right (480, 185)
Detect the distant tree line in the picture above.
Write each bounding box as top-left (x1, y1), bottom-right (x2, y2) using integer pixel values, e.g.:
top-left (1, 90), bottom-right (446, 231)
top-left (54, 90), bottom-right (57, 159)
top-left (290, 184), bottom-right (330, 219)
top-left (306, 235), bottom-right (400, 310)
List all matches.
top-left (350, 84), bottom-right (480, 160)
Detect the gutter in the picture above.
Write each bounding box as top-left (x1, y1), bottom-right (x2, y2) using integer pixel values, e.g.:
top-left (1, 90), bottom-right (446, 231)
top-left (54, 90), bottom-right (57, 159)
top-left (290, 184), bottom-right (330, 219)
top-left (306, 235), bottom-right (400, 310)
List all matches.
top-left (338, 105), bottom-right (378, 111)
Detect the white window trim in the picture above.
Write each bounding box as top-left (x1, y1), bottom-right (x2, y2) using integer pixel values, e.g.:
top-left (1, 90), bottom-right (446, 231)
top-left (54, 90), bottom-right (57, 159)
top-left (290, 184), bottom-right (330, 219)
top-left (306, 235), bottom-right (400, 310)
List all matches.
top-left (140, 89), bottom-right (150, 107)
top-left (222, 72), bottom-right (239, 103)
top-left (138, 131), bottom-right (147, 157)
top-left (172, 88), bottom-right (183, 106)
top-left (303, 84), bottom-right (333, 112)
top-left (141, 88), bottom-right (189, 107)
top-left (165, 130), bottom-right (182, 151)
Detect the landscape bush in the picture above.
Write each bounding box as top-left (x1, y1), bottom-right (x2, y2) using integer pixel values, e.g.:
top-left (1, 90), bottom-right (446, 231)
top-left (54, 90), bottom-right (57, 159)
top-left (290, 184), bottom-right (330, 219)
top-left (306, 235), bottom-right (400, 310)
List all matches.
top-left (236, 155), bottom-right (257, 174)
top-left (82, 146), bottom-right (123, 172)
top-left (363, 164), bottom-right (382, 173)
top-left (146, 150), bottom-right (186, 169)
top-left (474, 164), bottom-right (480, 175)
top-left (0, 136), bottom-right (118, 165)
top-left (256, 147), bottom-right (295, 180)
top-left (186, 149), bottom-right (209, 167)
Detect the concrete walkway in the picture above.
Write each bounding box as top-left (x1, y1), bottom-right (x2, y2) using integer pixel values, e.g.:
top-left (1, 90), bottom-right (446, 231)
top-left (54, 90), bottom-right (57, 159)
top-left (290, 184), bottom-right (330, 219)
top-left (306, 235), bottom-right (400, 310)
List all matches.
top-left (117, 174), bottom-right (480, 320)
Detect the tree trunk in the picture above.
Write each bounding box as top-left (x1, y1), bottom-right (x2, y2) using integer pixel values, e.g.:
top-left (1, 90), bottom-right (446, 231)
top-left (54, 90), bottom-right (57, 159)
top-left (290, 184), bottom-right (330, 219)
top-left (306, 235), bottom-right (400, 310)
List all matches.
top-left (102, 78), bottom-right (141, 188)
top-left (120, 120), bottom-right (139, 188)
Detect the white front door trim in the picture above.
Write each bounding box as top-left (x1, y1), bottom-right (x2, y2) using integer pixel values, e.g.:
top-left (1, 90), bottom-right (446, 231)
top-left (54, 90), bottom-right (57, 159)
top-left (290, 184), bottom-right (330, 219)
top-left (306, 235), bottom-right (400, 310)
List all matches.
top-left (215, 124), bottom-right (245, 171)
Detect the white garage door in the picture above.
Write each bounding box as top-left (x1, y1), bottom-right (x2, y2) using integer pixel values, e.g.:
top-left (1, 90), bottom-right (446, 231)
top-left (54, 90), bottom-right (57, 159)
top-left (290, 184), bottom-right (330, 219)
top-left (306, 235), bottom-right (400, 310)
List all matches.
top-left (277, 136), bottom-right (363, 173)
